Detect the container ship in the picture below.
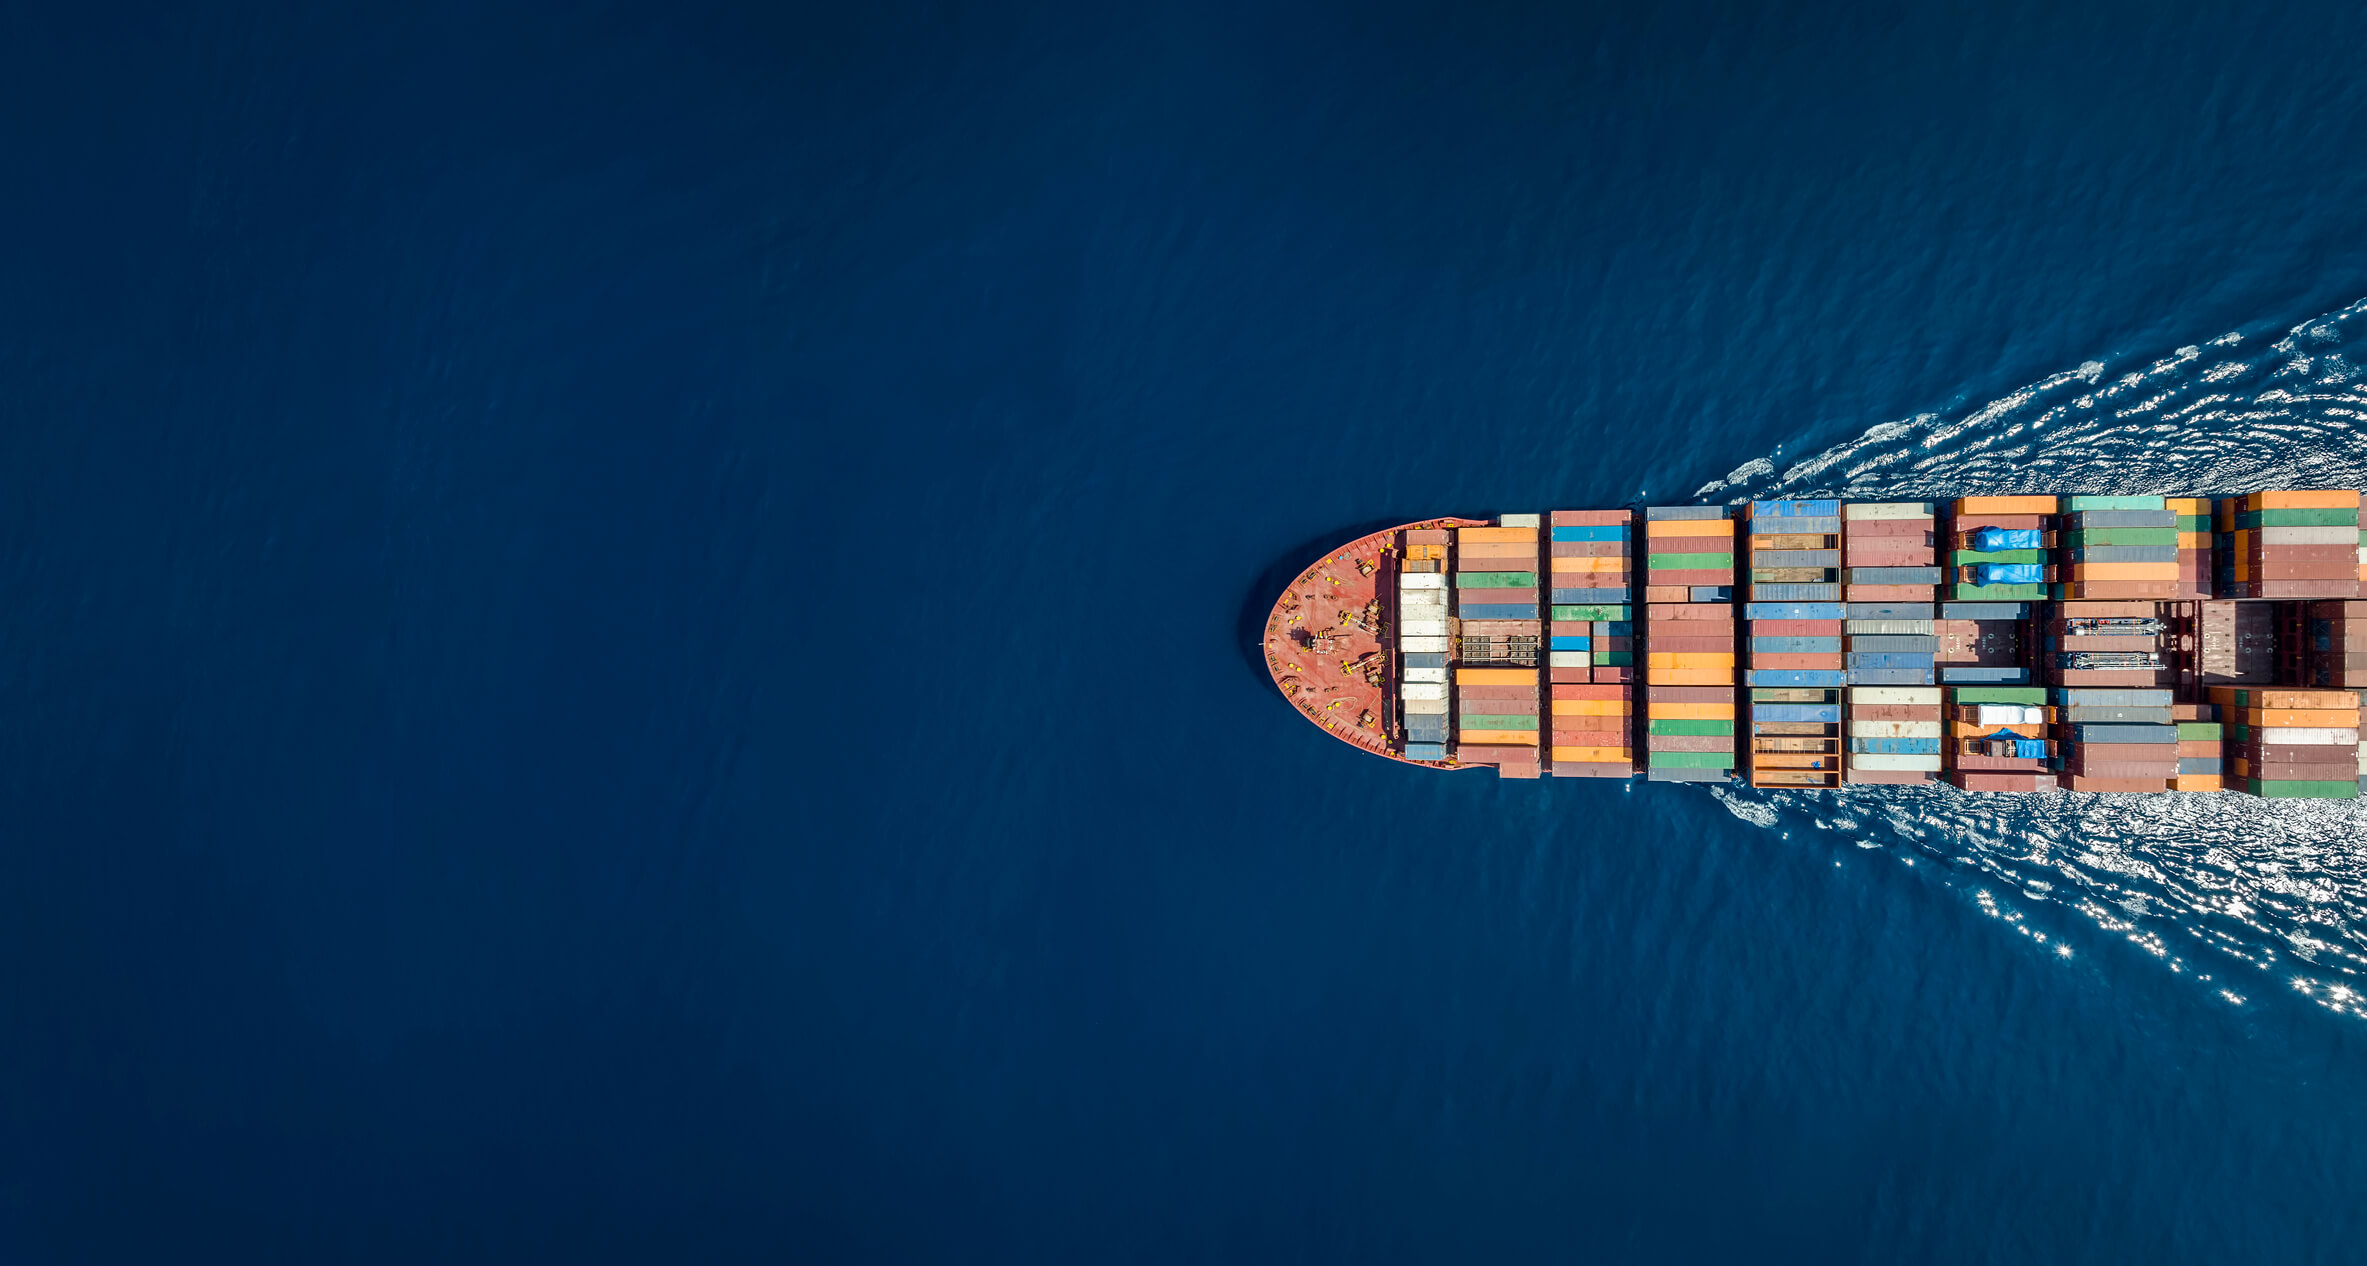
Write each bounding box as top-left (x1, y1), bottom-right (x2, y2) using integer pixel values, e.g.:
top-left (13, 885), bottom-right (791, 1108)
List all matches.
top-left (1261, 493), bottom-right (2367, 797)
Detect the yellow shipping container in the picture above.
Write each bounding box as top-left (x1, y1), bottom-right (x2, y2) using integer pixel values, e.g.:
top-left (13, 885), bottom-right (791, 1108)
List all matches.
top-left (1457, 730), bottom-right (1539, 745)
top-left (1647, 701), bottom-right (1736, 719)
top-left (1643, 519), bottom-right (1734, 538)
top-left (1457, 526), bottom-right (1540, 542)
top-left (1549, 556), bottom-right (1628, 573)
top-left (2250, 489), bottom-right (2361, 509)
top-left (2207, 687), bottom-right (2360, 709)
top-left (1654, 668), bottom-right (1735, 685)
top-left (1551, 746), bottom-right (1630, 763)
top-left (1456, 667), bottom-right (1537, 685)
top-left (1552, 699), bottom-right (1633, 716)
top-left (1458, 542), bottom-right (1536, 559)
top-left (2234, 708), bottom-right (2362, 728)
top-left (1954, 495), bottom-right (2059, 514)
top-left (1647, 652), bottom-right (1736, 668)
top-left (2177, 531), bottom-right (2210, 549)
top-left (2165, 497), bottom-right (2209, 514)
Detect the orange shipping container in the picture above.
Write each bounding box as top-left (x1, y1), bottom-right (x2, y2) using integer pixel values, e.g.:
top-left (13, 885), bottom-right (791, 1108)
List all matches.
top-left (2234, 708), bottom-right (2361, 728)
top-left (1648, 702), bottom-right (1737, 719)
top-left (1954, 495), bottom-right (2059, 514)
top-left (1457, 730), bottom-right (1539, 745)
top-left (1550, 556), bottom-right (1628, 573)
top-left (1654, 668), bottom-right (1735, 685)
top-left (2251, 490), bottom-right (2361, 509)
top-left (1552, 699), bottom-right (1633, 716)
top-left (1648, 652), bottom-right (1737, 668)
top-left (1643, 519), bottom-right (1734, 538)
top-left (1455, 668), bottom-right (1537, 685)
top-left (1552, 746), bottom-right (1631, 762)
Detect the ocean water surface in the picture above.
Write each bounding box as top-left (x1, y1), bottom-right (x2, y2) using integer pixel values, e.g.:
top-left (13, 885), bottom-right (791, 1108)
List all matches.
top-left (6, 0), bottom-right (2367, 1261)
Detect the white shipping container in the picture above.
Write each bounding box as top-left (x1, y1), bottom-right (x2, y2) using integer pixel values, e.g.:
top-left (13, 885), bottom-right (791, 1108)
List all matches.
top-left (1497, 513), bottom-right (1542, 528)
top-left (1400, 573), bottom-right (1447, 590)
top-left (1399, 683), bottom-right (1447, 702)
top-left (1402, 636), bottom-right (1451, 653)
top-left (1401, 619), bottom-right (1450, 636)
top-left (1845, 621), bottom-right (1935, 635)
top-left (1850, 720), bottom-right (1943, 738)
top-left (1549, 651), bottom-right (1591, 668)
top-left (1401, 696), bottom-right (1448, 714)
top-left (2256, 727), bottom-right (2360, 745)
top-left (2256, 525), bottom-right (2359, 546)
top-left (1843, 502), bottom-right (1937, 521)
top-left (1852, 686), bottom-right (1943, 705)
top-left (1401, 666), bottom-right (1447, 684)
top-left (1851, 753), bottom-right (1944, 771)
top-left (1400, 590), bottom-right (1446, 607)
top-left (1973, 704), bottom-right (2043, 726)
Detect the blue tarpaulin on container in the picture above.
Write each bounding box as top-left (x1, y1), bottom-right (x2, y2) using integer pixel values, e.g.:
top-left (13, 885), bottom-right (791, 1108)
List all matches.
top-left (1973, 563), bottom-right (2045, 585)
top-left (1973, 528), bottom-right (2043, 551)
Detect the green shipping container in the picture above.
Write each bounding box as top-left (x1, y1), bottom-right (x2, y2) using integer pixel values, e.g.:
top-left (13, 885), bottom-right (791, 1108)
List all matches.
top-left (1647, 552), bottom-right (1735, 570)
top-left (1649, 750), bottom-right (1736, 769)
top-left (1460, 714), bottom-right (1540, 730)
top-left (2065, 495), bottom-right (2169, 511)
top-left (1952, 686), bottom-right (2048, 703)
top-left (1594, 652), bottom-right (1633, 666)
top-left (2062, 527), bottom-right (2178, 546)
top-left (2175, 722), bottom-right (2224, 740)
top-left (2176, 515), bottom-right (2210, 532)
top-left (1455, 571), bottom-right (1537, 588)
top-left (1553, 604), bottom-right (1631, 622)
top-left (2238, 508), bottom-right (2360, 527)
top-left (1649, 718), bottom-right (1735, 736)
top-left (1952, 549), bottom-right (2046, 564)
top-left (2242, 779), bottom-right (2359, 799)
top-left (1952, 583), bottom-right (2049, 600)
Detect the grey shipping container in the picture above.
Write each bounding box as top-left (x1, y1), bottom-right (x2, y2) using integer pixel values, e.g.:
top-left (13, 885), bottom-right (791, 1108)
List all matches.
top-left (2069, 724), bottom-right (2179, 744)
top-left (1845, 635), bottom-right (1940, 652)
top-left (2054, 688), bottom-right (2174, 706)
top-left (1943, 602), bottom-right (2031, 620)
top-left (1750, 516), bottom-right (1843, 535)
top-left (2177, 757), bottom-right (2224, 774)
top-left (1851, 668), bottom-right (1940, 685)
top-left (1943, 666), bottom-right (2033, 683)
top-left (1846, 603), bottom-right (1937, 620)
top-left (2063, 510), bottom-right (2177, 528)
top-left (1845, 620), bottom-right (1936, 635)
top-left (1752, 583), bottom-right (1843, 601)
top-left (1847, 567), bottom-right (1944, 585)
top-left (2059, 707), bottom-right (2174, 724)
top-left (1647, 767), bottom-right (1732, 782)
top-left (1753, 550), bottom-right (1842, 568)
top-left (1645, 506), bottom-right (1729, 521)
top-left (1403, 652), bottom-right (1448, 668)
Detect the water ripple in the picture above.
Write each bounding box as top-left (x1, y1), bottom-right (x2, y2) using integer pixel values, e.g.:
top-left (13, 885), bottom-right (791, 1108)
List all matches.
top-left (1704, 295), bottom-right (2367, 1022)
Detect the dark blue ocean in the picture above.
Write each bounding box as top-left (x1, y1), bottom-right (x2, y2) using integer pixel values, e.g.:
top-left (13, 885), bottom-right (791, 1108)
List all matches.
top-left (11, 1), bottom-right (2367, 1260)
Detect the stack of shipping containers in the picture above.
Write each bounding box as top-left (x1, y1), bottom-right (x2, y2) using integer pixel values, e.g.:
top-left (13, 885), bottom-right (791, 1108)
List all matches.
top-left (1946, 686), bottom-right (2052, 792)
top-left (2213, 686), bottom-right (2362, 800)
top-left (1743, 500), bottom-right (1843, 790)
top-left (1547, 510), bottom-right (1636, 777)
top-left (2217, 491), bottom-right (2364, 599)
top-left (1841, 502), bottom-right (1942, 784)
top-left (1394, 529), bottom-right (1451, 759)
top-left (2172, 701), bottom-right (2225, 792)
top-left (1950, 495), bottom-right (2055, 601)
top-left (2173, 497), bottom-right (2213, 598)
top-left (2054, 497), bottom-right (2178, 600)
top-left (2052, 686), bottom-right (2179, 792)
top-left (2304, 601), bottom-right (2367, 794)
top-left (1452, 517), bottom-right (1542, 776)
top-left (1642, 507), bottom-right (1737, 783)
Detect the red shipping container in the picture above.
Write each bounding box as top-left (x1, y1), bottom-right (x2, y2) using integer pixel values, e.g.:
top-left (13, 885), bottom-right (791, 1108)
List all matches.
top-left (1646, 569), bottom-right (1736, 586)
top-left (1551, 509), bottom-right (1632, 526)
top-left (1845, 586), bottom-right (1940, 601)
top-left (1647, 686), bottom-right (1736, 703)
top-left (1648, 735), bottom-right (1733, 752)
top-left (1651, 635), bottom-right (1737, 652)
top-left (1551, 683), bottom-right (1631, 700)
top-left (1956, 772), bottom-right (2052, 792)
top-left (1592, 666), bottom-right (1636, 683)
top-left (1647, 604), bottom-right (1733, 621)
top-left (1844, 519), bottom-right (1938, 538)
top-left (1551, 541), bottom-right (1633, 557)
top-left (1753, 620), bottom-right (1845, 636)
top-left (1851, 705), bottom-right (1942, 721)
top-left (2068, 776), bottom-right (2167, 793)
top-left (1548, 667), bottom-right (1591, 683)
top-left (1753, 653), bottom-right (1846, 669)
